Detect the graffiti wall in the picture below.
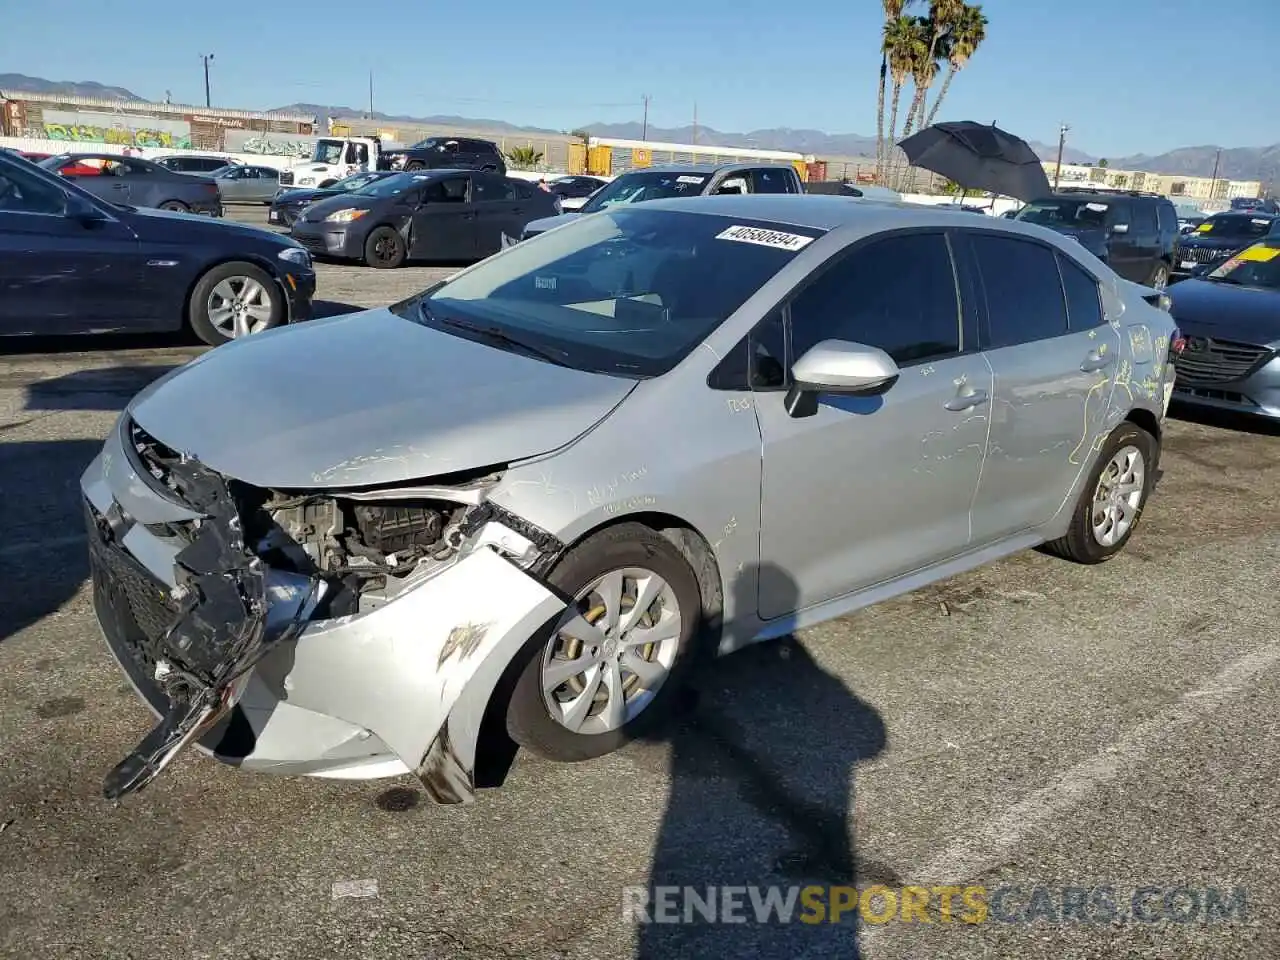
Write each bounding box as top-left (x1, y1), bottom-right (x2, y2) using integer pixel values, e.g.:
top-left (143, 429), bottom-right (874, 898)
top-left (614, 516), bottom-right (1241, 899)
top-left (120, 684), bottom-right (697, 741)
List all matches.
top-left (224, 129), bottom-right (315, 159)
top-left (40, 109), bottom-right (192, 149)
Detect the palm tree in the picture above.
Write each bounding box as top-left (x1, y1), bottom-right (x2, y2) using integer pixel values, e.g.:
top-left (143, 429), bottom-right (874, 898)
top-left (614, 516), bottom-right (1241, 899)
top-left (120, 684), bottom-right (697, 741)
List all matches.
top-left (876, 0), bottom-right (917, 182)
top-left (505, 145), bottom-right (545, 170)
top-left (922, 3), bottom-right (987, 128)
top-left (905, 1), bottom-right (961, 137)
top-left (882, 15), bottom-right (926, 186)
top-left (892, 16), bottom-right (945, 187)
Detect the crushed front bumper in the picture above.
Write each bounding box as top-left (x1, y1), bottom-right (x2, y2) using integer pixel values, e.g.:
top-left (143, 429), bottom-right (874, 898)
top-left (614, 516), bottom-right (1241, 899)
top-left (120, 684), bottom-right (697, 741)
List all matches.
top-left (82, 419), bottom-right (565, 803)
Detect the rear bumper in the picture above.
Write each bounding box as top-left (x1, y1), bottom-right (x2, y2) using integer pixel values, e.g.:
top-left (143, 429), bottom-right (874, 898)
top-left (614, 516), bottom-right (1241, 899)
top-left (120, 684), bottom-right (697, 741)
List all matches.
top-left (80, 421), bottom-right (565, 801)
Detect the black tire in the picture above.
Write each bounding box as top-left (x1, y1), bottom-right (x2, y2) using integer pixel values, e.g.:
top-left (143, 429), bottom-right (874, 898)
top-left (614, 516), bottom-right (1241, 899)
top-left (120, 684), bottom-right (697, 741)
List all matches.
top-left (187, 261), bottom-right (285, 346)
top-left (1147, 261), bottom-right (1170, 290)
top-left (506, 523), bottom-right (702, 762)
top-left (1044, 421), bottom-right (1158, 564)
top-left (363, 226), bottom-right (406, 268)
top-left (404, 160), bottom-right (425, 172)
top-left (318, 179), bottom-right (338, 188)
top-left (159, 200), bottom-right (189, 212)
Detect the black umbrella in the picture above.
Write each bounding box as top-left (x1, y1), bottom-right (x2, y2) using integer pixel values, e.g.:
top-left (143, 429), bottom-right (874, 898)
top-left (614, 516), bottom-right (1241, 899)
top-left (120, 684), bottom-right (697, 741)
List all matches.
top-left (897, 121), bottom-right (1052, 202)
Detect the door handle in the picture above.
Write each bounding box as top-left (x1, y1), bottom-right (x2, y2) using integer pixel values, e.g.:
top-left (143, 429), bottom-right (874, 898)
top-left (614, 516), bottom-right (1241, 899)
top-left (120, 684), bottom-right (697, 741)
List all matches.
top-left (1080, 351), bottom-right (1114, 372)
top-left (944, 387), bottom-right (988, 411)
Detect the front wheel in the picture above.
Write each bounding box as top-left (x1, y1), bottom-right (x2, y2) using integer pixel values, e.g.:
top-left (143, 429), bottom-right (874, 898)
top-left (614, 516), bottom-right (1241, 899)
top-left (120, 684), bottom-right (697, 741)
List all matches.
top-left (159, 200), bottom-right (189, 212)
top-left (1044, 421), bottom-right (1157, 564)
top-left (506, 523), bottom-right (702, 762)
top-left (188, 261), bottom-right (285, 346)
top-left (363, 226), bottom-right (406, 268)
top-left (1147, 262), bottom-right (1170, 290)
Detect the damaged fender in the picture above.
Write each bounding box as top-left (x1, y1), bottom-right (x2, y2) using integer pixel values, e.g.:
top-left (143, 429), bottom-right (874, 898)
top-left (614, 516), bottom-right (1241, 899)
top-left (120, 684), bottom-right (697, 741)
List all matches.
top-left (278, 547), bottom-right (565, 802)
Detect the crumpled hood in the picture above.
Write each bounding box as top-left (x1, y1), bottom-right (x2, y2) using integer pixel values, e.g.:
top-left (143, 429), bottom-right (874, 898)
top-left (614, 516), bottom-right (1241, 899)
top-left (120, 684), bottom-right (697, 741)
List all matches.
top-left (1167, 279), bottom-right (1280, 345)
top-left (127, 309), bottom-right (637, 489)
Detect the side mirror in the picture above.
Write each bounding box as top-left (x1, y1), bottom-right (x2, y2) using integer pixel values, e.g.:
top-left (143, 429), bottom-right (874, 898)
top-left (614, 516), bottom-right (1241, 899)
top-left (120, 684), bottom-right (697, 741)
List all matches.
top-left (64, 194), bottom-right (106, 224)
top-left (784, 339), bottom-right (900, 418)
top-left (1111, 223), bottom-right (1130, 234)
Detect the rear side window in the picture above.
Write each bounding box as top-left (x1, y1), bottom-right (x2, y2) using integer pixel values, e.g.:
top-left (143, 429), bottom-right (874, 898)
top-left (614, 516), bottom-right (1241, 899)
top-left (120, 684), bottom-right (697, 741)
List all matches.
top-left (750, 168), bottom-right (797, 194)
top-left (1057, 253), bottom-right (1105, 331)
top-left (1156, 202), bottom-right (1175, 232)
top-left (0, 161), bottom-right (67, 215)
top-left (789, 232), bottom-right (961, 366)
top-left (511, 180), bottom-right (534, 199)
top-left (1130, 200), bottom-right (1157, 233)
top-left (970, 234), bottom-right (1069, 348)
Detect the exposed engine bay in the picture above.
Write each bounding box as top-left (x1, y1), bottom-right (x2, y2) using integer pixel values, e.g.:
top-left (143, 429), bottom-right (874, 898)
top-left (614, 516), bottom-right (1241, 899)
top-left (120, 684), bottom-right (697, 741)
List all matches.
top-left (100, 417), bottom-right (563, 801)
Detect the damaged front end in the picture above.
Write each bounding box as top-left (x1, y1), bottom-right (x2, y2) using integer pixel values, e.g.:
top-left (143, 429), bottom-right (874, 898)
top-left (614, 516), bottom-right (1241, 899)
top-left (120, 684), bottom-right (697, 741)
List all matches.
top-left (86, 416), bottom-right (567, 802)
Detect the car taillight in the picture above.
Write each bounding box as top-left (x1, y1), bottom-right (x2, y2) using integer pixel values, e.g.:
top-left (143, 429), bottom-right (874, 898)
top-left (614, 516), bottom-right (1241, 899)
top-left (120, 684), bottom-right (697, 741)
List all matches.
top-left (1170, 328), bottom-right (1186, 355)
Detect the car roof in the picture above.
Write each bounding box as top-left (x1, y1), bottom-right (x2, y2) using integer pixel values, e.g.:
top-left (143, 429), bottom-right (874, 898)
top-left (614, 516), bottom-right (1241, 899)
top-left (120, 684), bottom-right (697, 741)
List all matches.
top-left (620, 161), bottom-right (797, 176)
top-left (638, 194), bottom-right (1089, 243)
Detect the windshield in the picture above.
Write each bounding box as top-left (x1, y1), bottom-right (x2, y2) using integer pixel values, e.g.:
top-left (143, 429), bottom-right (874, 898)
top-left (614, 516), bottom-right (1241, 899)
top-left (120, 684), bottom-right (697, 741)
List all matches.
top-left (1205, 243), bottom-right (1280, 289)
top-left (406, 208), bottom-right (823, 377)
top-left (1193, 214), bottom-right (1274, 239)
top-left (1016, 198), bottom-right (1111, 229)
top-left (311, 139), bottom-right (345, 164)
top-left (409, 137), bottom-right (443, 150)
top-left (579, 170), bottom-right (710, 214)
top-left (334, 171), bottom-right (387, 191)
top-left (350, 172), bottom-right (425, 198)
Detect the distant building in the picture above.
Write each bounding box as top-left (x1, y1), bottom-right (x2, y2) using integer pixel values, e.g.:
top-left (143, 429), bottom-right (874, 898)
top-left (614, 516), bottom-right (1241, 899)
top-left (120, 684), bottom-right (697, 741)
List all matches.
top-left (1042, 161), bottom-right (1261, 207)
top-left (0, 90), bottom-right (315, 154)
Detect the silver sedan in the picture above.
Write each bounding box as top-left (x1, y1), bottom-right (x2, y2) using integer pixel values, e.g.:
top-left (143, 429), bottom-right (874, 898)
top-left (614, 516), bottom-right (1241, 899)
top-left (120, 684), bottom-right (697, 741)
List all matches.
top-left (80, 195), bottom-right (1178, 803)
top-left (211, 164), bottom-right (281, 203)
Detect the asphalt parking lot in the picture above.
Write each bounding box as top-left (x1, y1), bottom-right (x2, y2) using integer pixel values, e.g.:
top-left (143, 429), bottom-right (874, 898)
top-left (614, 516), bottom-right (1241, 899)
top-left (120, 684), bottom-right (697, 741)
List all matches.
top-left (2, 204), bottom-right (1279, 959)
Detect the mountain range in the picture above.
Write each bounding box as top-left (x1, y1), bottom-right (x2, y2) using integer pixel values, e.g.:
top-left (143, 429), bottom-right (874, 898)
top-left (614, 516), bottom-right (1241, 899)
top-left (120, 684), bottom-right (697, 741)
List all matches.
top-left (2, 74), bottom-right (1275, 182)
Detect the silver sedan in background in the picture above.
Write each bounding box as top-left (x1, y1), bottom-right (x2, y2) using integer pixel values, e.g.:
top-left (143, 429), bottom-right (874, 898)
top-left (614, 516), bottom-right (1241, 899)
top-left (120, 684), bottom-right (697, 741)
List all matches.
top-left (210, 163), bottom-right (281, 203)
top-left (79, 196), bottom-right (1177, 804)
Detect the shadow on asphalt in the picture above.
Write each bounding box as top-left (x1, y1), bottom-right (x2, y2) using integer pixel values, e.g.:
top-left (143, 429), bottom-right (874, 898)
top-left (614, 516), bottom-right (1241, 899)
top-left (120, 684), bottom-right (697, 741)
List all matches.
top-left (1169, 401), bottom-right (1280, 438)
top-left (313, 300), bottom-right (365, 318)
top-left (24, 366), bottom-right (183, 412)
top-left (635, 563), bottom-right (888, 959)
top-left (1, 330), bottom-right (193, 356)
top-left (0, 440), bottom-right (101, 643)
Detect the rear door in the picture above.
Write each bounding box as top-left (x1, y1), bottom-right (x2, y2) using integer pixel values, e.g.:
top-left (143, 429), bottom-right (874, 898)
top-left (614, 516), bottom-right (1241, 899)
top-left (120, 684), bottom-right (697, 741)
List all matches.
top-left (1104, 198), bottom-right (1144, 281)
top-left (0, 162), bottom-right (145, 334)
top-left (962, 231), bottom-right (1122, 543)
top-left (409, 175), bottom-right (476, 260)
top-left (471, 173), bottom-right (523, 255)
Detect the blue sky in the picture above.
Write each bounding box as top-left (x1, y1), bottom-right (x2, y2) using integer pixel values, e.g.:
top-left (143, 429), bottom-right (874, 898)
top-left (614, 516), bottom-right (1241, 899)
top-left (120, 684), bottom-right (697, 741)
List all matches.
top-left (2, 0), bottom-right (1277, 157)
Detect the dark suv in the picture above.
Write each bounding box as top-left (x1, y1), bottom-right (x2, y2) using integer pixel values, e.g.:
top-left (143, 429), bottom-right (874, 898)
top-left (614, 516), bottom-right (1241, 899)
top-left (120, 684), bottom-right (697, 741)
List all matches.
top-left (1172, 210), bottom-right (1279, 281)
top-left (379, 136), bottom-right (506, 175)
top-left (1015, 189), bottom-right (1179, 288)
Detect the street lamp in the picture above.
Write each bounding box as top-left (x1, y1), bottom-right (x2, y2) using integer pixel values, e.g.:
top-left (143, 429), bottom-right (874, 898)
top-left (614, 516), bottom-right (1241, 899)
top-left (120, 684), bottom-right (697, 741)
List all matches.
top-left (200, 54), bottom-right (215, 108)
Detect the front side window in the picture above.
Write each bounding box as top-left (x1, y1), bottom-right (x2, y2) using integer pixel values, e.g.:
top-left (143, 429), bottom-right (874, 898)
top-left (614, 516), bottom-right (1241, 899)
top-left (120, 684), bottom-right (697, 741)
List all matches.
top-left (420, 176), bottom-right (469, 203)
top-left (409, 208), bottom-right (824, 377)
top-left (970, 234), bottom-right (1069, 348)
top-left (0, 160), bottom-right (68, 214)
top-left (750, 168), bottom-right (796, 194)
top-left (789, 232), bottom-right (961, 366)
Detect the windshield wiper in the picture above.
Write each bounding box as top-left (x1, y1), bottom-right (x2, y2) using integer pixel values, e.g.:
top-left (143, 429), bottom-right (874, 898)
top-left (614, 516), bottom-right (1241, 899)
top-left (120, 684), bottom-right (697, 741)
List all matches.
top-left (436, 314), bottom-right (572, 367)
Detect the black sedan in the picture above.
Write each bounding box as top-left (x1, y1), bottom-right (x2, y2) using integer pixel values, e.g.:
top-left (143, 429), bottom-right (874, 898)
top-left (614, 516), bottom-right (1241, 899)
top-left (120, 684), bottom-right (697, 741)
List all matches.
top-left (0, 150), bottom-right (314, 345)
top-left (268, 170), bottom-right (400, 228)
top-left (1167, 239), bottom-right (1280, 421)
top-left (37, 152), bottom-right (223, 216)
top-left (1173, 211), bottom-right (1278, 281)
top-left (289, 169), bottom-right (559, 267)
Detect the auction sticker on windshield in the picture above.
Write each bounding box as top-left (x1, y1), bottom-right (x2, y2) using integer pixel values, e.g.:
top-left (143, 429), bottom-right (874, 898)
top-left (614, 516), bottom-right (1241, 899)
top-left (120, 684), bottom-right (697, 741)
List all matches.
top-left (716, 225), bottom-right (815, 251)
top-left (1235, 244), bottom-right (1280, 262)
top-left (676, 175), bottom-right (706, 185)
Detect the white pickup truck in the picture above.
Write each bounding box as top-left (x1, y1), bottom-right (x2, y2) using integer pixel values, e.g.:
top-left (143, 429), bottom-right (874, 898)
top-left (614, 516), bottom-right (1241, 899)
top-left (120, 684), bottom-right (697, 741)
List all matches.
top-left (277, 136), bottom-right (397, 189)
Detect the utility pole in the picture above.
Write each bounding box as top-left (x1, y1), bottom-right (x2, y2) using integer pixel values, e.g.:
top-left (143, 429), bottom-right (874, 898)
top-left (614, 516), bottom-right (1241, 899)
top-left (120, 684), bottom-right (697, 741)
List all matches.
top-left (1209, 147), bottom-right (1222, 202)
top-left (1053, 122), bottom-right (1069, 190)
top-left (200, 53), bottom-right (214, 107)
top-left (692, 102), bottom-right (698, 145)
top-left (368, 70), bottom-right (374, 117)
top-left (641, 94), bottom-right (651, 141)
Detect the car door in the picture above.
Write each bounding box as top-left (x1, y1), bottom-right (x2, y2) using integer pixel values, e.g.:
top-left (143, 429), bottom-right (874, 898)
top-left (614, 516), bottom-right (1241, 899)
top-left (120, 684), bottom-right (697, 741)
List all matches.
top-left (409, 175), bottom-right (477, 260)
top-left (253, 166), bottom-right (281, 202)
top-left (57, 157), bottom-right (124, 205)
top-left (1103, 198), bottom-right (1144, 281)
top-left (217, 166), bottom-right (247, 201)
top-left (471, 173), bottom-right (524, 255)
top-left (960, 231), bottom-right (1122, 544)
top-left (0, 160), bottom-right (145, 335)
top-left (751, 230), bottom-right (991, 618)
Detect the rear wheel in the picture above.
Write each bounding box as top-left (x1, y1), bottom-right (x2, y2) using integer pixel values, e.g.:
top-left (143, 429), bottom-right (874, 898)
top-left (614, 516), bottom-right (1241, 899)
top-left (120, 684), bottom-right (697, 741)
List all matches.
top-left (159, 200), bottom-right (188, 212)
top-left (404, 160), bottom-right (425, 172)
top-left (188, 261), bottom-right (284, 346)
top-left (363, 226), bottom-right (406, 268)
top-left (506, 524), bottom-right (701, 762)
top-left (1044, 421), bottom-right (1157, 564)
